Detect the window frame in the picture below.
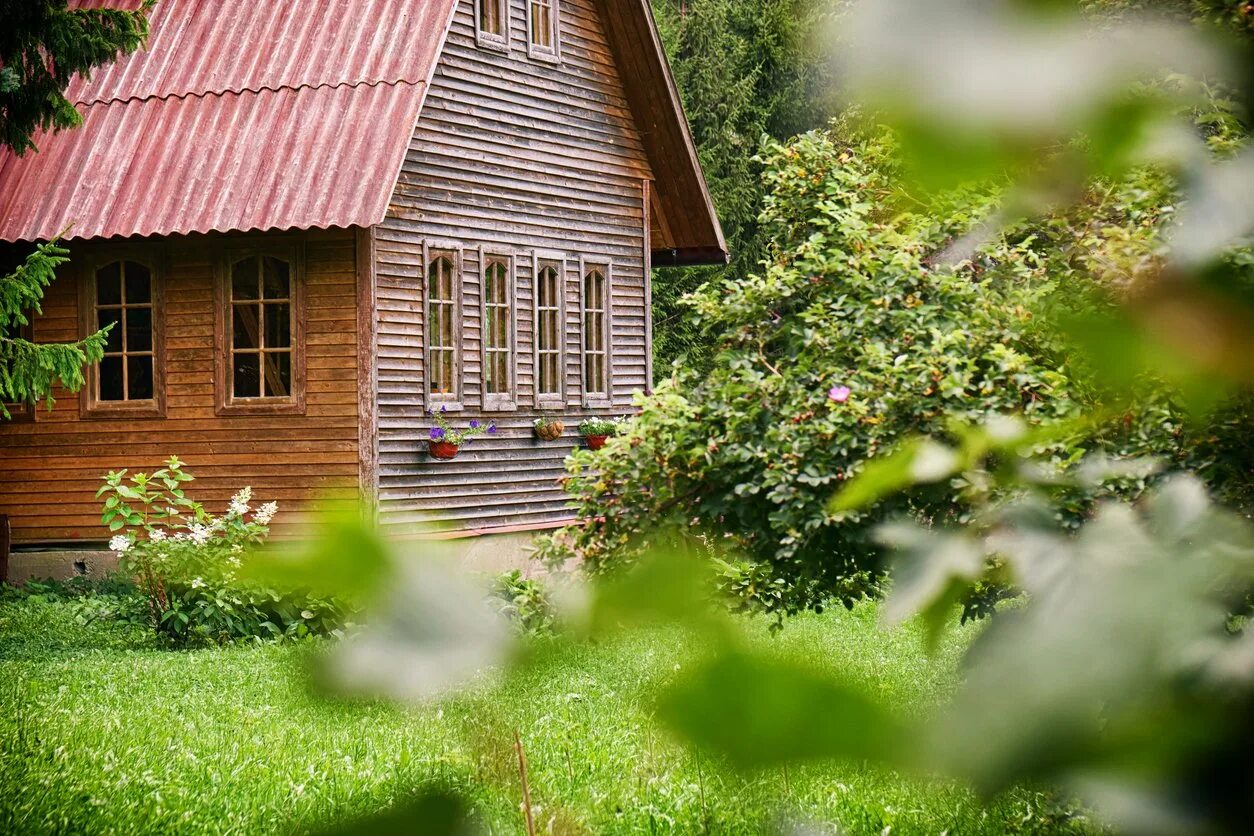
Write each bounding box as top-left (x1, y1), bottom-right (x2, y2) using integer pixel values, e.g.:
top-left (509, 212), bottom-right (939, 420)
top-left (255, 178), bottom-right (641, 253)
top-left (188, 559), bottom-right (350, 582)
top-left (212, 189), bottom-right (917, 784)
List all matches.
top-left (532, 252), bottom-right (567, 411)
top-left (478, 247), bottom-right (518, 413)
top-left (79, 248), bottom-right (166, 420)
top-left (579, 257), bottom-right (613, 409)
top-left (214, 239), bottom-right (307, 417)
top-left (422, 242), bottom-right (465, 411)
top-left (474, 0), bottom-right (511, 52)
top-left (526, 0), bottom-right (561, 63)
top-left (2, 316), bottom-right (35, 423)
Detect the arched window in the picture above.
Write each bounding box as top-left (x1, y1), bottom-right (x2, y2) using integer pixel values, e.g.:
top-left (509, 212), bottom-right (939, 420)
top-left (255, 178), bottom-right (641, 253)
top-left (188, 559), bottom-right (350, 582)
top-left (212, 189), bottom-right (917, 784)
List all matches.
top-left (83, 255), bottom-right (163, 417)
top-left (533, 256), bottom-right (565, 408)
top-left (481, 252), bottom-right (516, 410)
top-left (581, 261), bottom-right (611, 406)
top-left (426, 251), bottom-right (460, 402)
top-left (217, 244), bottom-right (304, 415)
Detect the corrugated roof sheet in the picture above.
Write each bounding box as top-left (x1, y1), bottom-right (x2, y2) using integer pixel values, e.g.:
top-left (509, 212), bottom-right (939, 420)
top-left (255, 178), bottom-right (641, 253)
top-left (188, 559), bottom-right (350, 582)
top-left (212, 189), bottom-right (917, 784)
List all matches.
top-left (0, 0), bottom-right (458, 243)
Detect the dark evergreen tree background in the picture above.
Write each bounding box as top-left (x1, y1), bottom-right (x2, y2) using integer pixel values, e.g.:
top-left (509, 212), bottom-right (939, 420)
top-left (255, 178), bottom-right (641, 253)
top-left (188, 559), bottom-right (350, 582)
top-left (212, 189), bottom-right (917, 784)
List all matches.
top-left (0, 0), bottom-right (151, 416)
top-left (650, 0), bottom-right (836, 373)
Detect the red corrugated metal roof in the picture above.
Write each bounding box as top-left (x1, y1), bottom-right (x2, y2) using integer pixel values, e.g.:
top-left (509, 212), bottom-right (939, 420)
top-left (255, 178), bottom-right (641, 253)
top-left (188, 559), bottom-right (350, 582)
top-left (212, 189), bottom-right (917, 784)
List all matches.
top-left (0, 0), bottom-right (458, 243)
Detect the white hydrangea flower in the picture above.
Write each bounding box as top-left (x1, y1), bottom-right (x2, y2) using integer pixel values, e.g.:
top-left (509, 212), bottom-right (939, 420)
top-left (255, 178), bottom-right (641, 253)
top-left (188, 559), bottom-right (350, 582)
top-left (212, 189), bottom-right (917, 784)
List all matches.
top-left (173, 532), bottom-right (188, 542)
top-left (149, 529), bottom-right (167, 543)
top-left (228, 486), bottom-right (253, 518)
top-left (190, 577), bottom-right (206, 589)
top-left (108, 534), bottom-right (132, 554)
top-left (188, 522), bottom-right (212, 546)
top-left (253, 501), bottom-right (279, 526)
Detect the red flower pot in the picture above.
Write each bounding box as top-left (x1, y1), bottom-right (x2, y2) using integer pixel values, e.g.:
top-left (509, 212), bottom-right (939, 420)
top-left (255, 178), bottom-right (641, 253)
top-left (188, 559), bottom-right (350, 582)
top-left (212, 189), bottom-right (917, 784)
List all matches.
top-left (585, 434), bottom-right (609, 451)
top-left (429, 440), bottom-right (461, 460)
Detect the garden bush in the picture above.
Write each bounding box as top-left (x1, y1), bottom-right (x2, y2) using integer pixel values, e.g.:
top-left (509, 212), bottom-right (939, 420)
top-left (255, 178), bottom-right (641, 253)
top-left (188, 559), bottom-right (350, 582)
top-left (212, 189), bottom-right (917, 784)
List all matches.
top-left (536, 118), bottom-right (1252, 616)
top-left (98, 457), bottom-right (350, 645)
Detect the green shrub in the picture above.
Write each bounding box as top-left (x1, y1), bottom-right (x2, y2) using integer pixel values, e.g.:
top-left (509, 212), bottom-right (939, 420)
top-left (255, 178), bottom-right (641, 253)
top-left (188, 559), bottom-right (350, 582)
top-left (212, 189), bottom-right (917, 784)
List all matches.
top-left (537, 125), bottom-right (1087, 614)
top-left (98, 457), bottom-right (350, 645)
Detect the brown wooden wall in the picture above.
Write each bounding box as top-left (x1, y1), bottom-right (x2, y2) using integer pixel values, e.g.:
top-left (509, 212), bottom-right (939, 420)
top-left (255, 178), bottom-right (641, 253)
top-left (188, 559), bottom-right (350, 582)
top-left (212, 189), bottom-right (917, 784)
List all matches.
top-left (0, 228), bottom-right (360, 544)
top-left (373, 0), bottom-right (654, 533)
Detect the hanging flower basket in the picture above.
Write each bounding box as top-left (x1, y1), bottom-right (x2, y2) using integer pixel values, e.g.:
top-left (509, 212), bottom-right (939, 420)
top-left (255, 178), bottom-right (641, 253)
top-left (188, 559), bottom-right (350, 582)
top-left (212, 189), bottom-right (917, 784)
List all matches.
top-left (429, 440), bottom-right (462, 460)
top-left (426, 408), bottom-right (496, 460)
top-left (584, 434), bottom-right (609, 451)
top-left (578, 417), bottom-right (627, 451)
top-left (533, 418), bottom-right (565, 442)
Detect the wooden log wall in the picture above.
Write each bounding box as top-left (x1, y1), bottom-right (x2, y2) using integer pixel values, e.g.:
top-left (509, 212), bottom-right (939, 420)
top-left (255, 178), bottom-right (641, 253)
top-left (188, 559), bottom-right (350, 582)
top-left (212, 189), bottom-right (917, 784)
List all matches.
top-left (0, 229), bottom-right (360, 544)
top-left (373, 0), bottom-right (654, 532)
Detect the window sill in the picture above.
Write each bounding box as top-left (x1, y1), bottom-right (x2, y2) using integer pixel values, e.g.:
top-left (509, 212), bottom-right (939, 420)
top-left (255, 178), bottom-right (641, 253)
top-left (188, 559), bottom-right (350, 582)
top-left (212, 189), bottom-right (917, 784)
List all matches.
top-left (527, 46), bottom-right (561, 64)
top-left (427, 400), bottom-right (465, 414)
top-left (216, 398), bottom-right (306, 417)
top-left (535, 398), bottom-right (566, 412)
top-left (82, 402), bottom-right (165, 420)
top-left (476, 33), bottom-right (510, 53)
top-left (582, 397), bottom-right (613, 410)
top-left (482, 398), bottom-right (519, 413)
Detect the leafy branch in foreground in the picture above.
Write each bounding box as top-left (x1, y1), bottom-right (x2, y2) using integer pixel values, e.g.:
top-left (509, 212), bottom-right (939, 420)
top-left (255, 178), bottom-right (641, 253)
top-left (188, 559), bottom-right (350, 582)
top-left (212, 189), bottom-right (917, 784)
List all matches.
top-left (0, 240), bottom-right (111, 417)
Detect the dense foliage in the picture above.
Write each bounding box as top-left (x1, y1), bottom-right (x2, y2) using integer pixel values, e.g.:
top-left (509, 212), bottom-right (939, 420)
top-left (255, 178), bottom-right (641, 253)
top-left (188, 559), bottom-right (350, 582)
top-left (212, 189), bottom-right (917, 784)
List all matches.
top-left (99, 457), bottom-right (349, 645)
top-left (649, 0), bottom-right (835, 370)
top-left (0, 0), bottom-right (151, 155)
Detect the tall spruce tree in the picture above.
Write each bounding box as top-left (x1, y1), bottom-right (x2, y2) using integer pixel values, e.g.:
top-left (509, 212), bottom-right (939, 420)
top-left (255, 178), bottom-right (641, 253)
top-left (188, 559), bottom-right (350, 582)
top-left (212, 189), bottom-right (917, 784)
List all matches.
top-left (650, 0), bottom-right (835, 372)
top-left (0, 1), bottom-right (152, 418)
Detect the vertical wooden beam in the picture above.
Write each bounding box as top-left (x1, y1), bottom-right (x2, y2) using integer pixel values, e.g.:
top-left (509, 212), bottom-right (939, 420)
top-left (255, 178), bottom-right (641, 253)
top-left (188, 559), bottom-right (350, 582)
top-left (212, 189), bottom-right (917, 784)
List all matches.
top-left (0, 514), bottom-right (10, 585)
top-left (642, 178), bottom-right (654, 394)
top-left (356, 226), bottom-right (380, 513)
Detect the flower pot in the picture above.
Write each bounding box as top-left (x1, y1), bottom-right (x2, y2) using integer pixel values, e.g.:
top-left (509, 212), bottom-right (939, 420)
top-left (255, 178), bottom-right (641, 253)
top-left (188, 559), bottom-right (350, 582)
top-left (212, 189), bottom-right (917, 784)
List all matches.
top-left (428, 440), bottom-right (461, 460)
top-left (535, 421), bottom-right (565, 442)
top-left (584, 434), bottom-right (609, 451)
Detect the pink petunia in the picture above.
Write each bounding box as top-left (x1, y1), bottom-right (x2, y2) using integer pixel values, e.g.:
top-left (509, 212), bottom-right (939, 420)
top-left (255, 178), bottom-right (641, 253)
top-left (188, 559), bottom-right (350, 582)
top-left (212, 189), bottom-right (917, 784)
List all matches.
top-left (828, 386), bottom-right (852, 403)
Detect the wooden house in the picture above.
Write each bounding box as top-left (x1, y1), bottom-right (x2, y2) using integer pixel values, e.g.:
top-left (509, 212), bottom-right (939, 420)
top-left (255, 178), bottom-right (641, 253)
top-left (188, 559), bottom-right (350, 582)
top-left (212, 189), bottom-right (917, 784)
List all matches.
top-left (0, 0), bottom-right (725, 551)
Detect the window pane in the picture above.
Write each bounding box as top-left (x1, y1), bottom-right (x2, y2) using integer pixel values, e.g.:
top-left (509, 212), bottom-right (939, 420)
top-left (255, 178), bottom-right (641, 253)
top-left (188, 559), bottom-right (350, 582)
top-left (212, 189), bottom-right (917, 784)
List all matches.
top-left (265, 303), bottom-right (291, 349)
top-left (263, 352), bottom-right (291, 397)
top-left (233, 353), bottom-right (261, 398)
top-left (127, 356), bottom-right (154, 400)
top-left (126, 307), bottom-right (153, 352)
top-left (98, 310), bottom-right (123, 353)
top-left (124, 262), bottom-right (151, 304)
top-left (96, 263), bottom-right (122, 305)
top-left (232, 257), bottom-right (259, 301)
top-left (233, 305), bottom-right (260, 350)
top-left (262, 257), bottom-right (290, 300)
top-left (99, 356), bottom-right (124, 401)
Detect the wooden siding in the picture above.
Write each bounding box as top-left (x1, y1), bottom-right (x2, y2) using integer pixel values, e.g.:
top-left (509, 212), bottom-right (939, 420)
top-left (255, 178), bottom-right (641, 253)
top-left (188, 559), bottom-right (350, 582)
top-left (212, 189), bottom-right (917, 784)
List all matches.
top-left (0, 229), bottom-right (360, 544)
top-left (374, 0), bottom-right (654, 532)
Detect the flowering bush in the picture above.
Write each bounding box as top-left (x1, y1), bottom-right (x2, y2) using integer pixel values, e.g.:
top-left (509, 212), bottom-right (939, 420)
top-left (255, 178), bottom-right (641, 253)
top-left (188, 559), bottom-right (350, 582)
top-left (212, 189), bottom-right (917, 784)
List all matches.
top-left (99, 457), bottom-right (348, 644)
top-left (428, 407), bottom-right (496, 446)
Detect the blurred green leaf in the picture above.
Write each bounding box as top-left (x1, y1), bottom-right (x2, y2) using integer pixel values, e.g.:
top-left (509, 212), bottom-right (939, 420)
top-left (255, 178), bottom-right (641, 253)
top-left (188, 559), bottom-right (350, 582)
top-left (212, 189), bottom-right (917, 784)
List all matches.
top-left (656, 649), bottom-right (902, 769)
top-left (311, 788), bottom-right (478, 835)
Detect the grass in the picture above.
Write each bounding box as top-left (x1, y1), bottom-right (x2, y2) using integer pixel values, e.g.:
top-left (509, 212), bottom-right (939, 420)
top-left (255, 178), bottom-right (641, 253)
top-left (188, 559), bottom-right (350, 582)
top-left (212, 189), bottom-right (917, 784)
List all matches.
top-left (0, 591), bottom-right (1089, 835)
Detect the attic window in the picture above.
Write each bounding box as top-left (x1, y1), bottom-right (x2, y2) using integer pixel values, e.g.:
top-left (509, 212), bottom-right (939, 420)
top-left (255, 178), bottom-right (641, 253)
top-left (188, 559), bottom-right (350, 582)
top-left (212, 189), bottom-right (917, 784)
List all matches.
top-left (476, 0), bottom-right (509, 51)
top-left (527, 0), bottom-right (560, 61)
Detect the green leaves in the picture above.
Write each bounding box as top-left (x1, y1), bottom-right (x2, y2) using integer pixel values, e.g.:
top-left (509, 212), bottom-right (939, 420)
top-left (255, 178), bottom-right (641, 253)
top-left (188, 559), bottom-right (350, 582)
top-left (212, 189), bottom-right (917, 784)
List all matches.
top-left (656, 649), bottom-right (902, 769)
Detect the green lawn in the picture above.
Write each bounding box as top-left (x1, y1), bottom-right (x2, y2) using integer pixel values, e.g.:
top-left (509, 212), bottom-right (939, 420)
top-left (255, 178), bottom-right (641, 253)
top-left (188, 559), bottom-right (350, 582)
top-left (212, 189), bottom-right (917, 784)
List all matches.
top-left (0, 592), bottom-right (1088, 834)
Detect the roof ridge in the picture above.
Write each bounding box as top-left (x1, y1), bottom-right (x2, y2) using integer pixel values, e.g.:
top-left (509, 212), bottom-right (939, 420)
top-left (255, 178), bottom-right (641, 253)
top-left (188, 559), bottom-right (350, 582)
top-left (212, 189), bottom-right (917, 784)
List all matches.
top-left (73, 76), bottom-right (428, 109)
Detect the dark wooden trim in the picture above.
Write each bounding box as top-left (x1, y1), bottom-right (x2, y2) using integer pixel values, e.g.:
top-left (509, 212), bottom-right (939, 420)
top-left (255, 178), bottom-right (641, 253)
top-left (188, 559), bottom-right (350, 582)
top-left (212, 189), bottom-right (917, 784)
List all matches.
top-left (78, 245), bottom-right (167, 420)
top-left (525, 0), bottom-right (562, 64)
top-left (479, 245), bottom-right (519, 412)
top-left (213, 237), bottom-right (307, 417)
top-left (474, 0), bottom-right (511, 52)
top-left (0, 514), bottom-right (9, 584)
top-left (642, 179), bottom-right (654, 393)
top-left (531, 250), bottom-right (567, 411)
top-left (422, 240), bottom-right (466, 411)
top-left (650, 247), bottom-right (730, 268)
top-left (356, 226), bottom-right (379, 505)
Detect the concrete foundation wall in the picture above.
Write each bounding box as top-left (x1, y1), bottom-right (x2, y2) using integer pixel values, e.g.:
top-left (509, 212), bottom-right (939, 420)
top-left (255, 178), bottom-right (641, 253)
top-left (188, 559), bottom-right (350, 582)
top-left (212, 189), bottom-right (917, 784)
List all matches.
top-left (5, 532), bottom-right (543, 585)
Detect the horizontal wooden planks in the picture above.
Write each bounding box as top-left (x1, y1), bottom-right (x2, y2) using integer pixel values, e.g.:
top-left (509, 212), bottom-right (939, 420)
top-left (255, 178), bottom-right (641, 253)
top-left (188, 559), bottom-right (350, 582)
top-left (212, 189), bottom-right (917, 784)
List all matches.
top-left (374, 0), bottom-right (651, 533)
top-left (0, 228), bottom-right (361, 543)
